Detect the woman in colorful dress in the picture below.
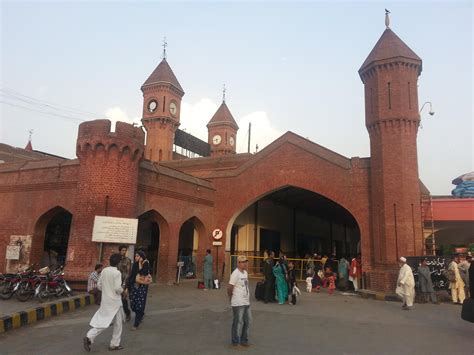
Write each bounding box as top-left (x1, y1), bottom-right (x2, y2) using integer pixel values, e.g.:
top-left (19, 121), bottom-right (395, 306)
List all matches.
top-left (129, 250), bottom-right (150, 330)
top-left (272, 258), bottom-right (288, 305)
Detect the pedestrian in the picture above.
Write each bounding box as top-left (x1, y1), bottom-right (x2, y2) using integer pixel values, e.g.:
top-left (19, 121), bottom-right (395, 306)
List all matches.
top-left (129, 250), bottom-right (151, 330)
top-left (273, 257), bottom-right (288, 305)
top-left (448, 255), bottom-right (465, 305)
top-left (287, 261), bottom-right (297, 305)
top-left (203, 249), bottom-right (213, 290)
top-left (327, 273), bottom-right (336, 295)
top-left (87, 263), bottom-right (103, 305)
top-left (117, 244), bottom-right (132, 322)
top-left (469, 256), bottom-right (474, 299)
top-left (396, 257), bottom-right (415, 310)
top-left (305, 253), bottom-right (315, 276)
top-left (417, 258), bottom-right (439, 304)
top-left (349, 255), bottom-right (361, 291)
top-left (228, 255), bottom-right (252, 349)
top-left (458, 255), bottom-right (470, 299)
top-left (337, 255), bottom-right (350, 291)
top-left (263, 251), bottom-right (275, 304)
top-left (83, 253), bottom-right (124, 352)
top-left (306, 272), bottom-right (313, 292)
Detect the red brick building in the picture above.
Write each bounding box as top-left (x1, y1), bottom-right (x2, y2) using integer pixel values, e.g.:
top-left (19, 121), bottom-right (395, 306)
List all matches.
top-left (0, 21), bottom-right (428, 292)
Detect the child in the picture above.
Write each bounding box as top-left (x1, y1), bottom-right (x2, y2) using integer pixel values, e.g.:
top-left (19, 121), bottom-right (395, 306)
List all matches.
top-left (306, 274), bottom-right (313, 293)
top-left (291, 283), bottom-right (301, 304)
top-left (327, 273), bottom-right (336, 295)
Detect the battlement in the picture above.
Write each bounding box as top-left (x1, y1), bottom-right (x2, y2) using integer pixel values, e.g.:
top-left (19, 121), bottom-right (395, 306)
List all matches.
top-left (76, 119), bottom-right (145, 160)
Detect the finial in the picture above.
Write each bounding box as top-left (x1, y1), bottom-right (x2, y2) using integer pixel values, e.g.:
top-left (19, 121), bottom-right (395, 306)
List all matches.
top-left (28, 129), bottom-right (33, 141)
top-left (222, 84), bottom-right (226, 103)
top-left (385, 9), bottom-right (391, 29)
top-left (162, 36), bottom-right (168, 59)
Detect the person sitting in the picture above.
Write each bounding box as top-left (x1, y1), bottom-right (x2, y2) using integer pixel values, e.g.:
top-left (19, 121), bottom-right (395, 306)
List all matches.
top-left (88, 264), bottom-right (103, 305)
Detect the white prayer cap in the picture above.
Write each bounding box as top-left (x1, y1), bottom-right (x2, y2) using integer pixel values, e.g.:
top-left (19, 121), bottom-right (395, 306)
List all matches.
top-left (399, 257), bottom-right (407, 263)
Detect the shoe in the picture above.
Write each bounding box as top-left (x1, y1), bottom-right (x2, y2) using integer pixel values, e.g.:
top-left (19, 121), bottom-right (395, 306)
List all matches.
top-left (83, 337), bottom-right (91, 352)
top-left (108, 345), bottom-right (124, 351)
top-left (126, 314), bottom-right (131, 322)
top-left (131, 326), bottom-right (138, 331)
top-left (240, 343), bottom-right (252, 348)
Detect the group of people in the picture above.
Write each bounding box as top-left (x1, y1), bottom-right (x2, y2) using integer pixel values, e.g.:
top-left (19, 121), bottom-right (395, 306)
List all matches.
top-left (83, 245), bottom-right (151, 352)
top-left (304, 254), bottom-right (362, 294)
top-left (396, 254), bottom-right (473, 310)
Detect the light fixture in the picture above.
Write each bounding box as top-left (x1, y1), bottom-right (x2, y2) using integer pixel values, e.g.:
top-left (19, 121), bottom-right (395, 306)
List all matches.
top-left (420, 101), bottom-right (435, 116)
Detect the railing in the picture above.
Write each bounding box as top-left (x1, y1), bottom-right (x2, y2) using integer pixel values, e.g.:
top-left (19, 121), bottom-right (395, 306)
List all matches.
top-left (230, 255), bottom-right (338, 281)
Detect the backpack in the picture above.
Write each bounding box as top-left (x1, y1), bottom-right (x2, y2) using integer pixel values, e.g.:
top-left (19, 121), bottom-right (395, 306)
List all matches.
top-left (442, 269), bottom-right (456, 282)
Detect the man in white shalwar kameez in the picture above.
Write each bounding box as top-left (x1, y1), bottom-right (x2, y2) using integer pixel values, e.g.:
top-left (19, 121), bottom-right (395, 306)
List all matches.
top-left (396, 257), bottom-right (415, 310)
top-left (84, 253), bottom-right (125, 352)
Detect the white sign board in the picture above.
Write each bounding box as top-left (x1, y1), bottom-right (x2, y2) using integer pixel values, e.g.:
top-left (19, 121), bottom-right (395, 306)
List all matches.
top-left (6, 245), bottom-right (21, 260)
top-left (92, 216), bottom-right (138, 244)
top-left (212, 241), bottom-right (223, 246)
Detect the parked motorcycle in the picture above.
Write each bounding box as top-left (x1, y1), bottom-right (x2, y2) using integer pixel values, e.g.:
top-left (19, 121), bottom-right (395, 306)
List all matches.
top-left (0, 264), bottom-right (36, 300)
top-left (35, 266), bottom-right (72, 302)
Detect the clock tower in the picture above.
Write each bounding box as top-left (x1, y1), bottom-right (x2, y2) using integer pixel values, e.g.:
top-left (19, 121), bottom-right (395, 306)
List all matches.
top-left (141, 49), bottom-right (184, 162)
top-left (207, 91), bottom-right (239, 157)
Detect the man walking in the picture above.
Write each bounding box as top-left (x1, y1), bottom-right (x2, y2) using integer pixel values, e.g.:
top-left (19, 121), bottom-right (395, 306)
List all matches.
top-left (396, 257), bottom-right (415, 310)
top-left (83, 253), bottom-right (125, 352)
top-left (118, 244), bottom-right (132, 321)
top-left (418, 258), bottom-right (438, 304)
top-left (448, 255), bottom-right (465, 305)
top-left (228, 255), bottom-right (252, 348)
top-left (87, 263), bottom-right (103, 305)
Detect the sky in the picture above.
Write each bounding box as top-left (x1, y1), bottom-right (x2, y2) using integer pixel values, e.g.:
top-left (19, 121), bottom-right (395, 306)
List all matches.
top-left (0, 1), bottom-right (472, 195)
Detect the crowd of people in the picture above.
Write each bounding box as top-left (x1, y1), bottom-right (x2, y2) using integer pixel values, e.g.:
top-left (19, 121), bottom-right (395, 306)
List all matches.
top-left (83, 245), bottom-right (152, 352)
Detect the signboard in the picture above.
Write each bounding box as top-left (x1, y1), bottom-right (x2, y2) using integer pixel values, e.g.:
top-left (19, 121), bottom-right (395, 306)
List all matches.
top-left (92, 216), bottom-right (138, 244)
top-left (454, 247), bottom-right (467, 254)
top-left (406, 256), bottom-right (450, 291)
top-left (212, 229), bottom-right (223, 240)
top-left (212, 241), bottom-right (223, 246)
top-left (6, 245), bottom-right (21, 260)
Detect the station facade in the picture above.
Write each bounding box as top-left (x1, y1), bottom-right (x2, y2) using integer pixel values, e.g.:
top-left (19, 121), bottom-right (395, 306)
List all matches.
top-left (0, 20), bottom-right (428, 292)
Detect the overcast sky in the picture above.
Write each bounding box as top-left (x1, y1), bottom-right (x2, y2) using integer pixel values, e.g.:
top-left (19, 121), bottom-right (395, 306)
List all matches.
top-left (1, 1), bottom-right (472, 195)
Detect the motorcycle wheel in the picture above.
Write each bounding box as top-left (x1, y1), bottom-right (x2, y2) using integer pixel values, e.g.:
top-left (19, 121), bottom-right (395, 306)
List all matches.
top-left (38, 289), bottom-right (50, 303)
top-left (0, 282), bottom-right (14, 300)
top-left (16, 282), bottom-right (32, 302)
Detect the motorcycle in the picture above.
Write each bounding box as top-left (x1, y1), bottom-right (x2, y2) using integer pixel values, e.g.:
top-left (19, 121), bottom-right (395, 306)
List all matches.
top-left (35, 266), bottom-right (72, 302)
top-left (0, 264), bottom-right (36, 300)
top-left (16, 271), bottom-right (42, 302)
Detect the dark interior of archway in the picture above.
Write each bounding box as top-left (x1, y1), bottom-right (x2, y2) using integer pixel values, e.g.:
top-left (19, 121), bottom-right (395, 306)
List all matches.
top-left (43, 211), bottom-right (72, 266)
top-left (137, 212), bottom-right (160, 276)
top-left (178, 219), bottom-right (196, 277)
top-left (233, 186), bottom-right (360, 258)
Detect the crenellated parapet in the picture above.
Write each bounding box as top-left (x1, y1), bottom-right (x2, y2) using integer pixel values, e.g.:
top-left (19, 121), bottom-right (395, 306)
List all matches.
top-left (76, 119), bottom-right (145, 161)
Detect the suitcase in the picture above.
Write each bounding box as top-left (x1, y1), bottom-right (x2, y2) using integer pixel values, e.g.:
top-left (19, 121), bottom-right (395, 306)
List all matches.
top-left (461, 298), bottom-right (474, 323)
top-left (255, 280), bottom-right (265, 301)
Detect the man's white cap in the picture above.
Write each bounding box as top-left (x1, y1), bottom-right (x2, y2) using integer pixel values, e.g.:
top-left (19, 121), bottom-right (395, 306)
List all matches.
top-left (399, 257), bottom-right (407, 262)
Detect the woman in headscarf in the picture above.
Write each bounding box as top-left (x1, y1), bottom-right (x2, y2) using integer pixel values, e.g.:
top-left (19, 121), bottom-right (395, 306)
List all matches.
top-left (129, 250), bottom-right (150, 330)
top-left (272, 257), bottom-right (288, 305)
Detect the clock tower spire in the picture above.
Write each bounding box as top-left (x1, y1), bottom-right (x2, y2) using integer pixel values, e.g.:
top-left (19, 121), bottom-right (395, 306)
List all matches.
top-left (141, 45), bottom-right (184, 162)
top-left (207, 86), bottom-right (239, 156)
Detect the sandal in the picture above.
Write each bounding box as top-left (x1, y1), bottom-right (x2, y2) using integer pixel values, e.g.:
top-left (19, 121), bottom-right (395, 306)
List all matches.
top-left (109, 345), bottom-right (124, 351)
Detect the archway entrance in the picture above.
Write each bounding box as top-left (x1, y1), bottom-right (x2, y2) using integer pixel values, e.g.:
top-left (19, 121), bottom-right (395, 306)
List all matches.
top-left (33, 207), bottom-right (72, 267)
top-left (229, 186), bottom-right (360, 275)
top-left (136, 211), bottom-right (161, 277)
top-left (178, 217), bottom-right (205, 278)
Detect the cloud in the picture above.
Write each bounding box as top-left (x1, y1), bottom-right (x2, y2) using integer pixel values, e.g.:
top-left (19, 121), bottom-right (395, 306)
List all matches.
top-left (104, 107), bottom-right (140, 130)
top-left (180, 98), bottom-right (282, 154)
top-left (236, 111), bottom-right (283, 153)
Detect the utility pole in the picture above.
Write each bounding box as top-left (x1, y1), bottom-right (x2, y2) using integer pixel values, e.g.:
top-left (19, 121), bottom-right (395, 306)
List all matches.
top-left (247, 122), bottom-right (251, 153)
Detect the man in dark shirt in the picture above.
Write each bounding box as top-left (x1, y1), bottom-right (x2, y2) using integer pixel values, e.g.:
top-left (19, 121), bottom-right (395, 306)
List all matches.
top-left (117, 244), bottom-right (132, 321)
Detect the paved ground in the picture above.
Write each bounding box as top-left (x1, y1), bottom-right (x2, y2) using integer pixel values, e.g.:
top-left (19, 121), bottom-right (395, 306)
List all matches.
top-left (1, 292), bottom-right (82, 317)
top-left (1, 281), bottom-right (473, 355)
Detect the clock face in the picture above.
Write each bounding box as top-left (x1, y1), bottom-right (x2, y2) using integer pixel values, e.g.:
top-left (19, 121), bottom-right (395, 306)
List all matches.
top-left (169, 102), bottom-right (177, 117)
top-left (148, 100), bottom-right (158, 113)
top-left (229, 136), bottom-right (235, 146)
top-left (212, 135), bottom-right (222, 145)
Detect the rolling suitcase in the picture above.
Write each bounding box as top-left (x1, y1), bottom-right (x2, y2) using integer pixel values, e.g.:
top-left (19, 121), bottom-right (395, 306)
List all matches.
top-left (255, 280), bottom-right (265, 301)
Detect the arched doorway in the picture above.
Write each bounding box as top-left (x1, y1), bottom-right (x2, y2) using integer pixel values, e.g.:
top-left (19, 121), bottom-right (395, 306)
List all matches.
top-left (178, 217), bottom-right (206, 278)
top-left (33, 207), bottom-right (73, 267)
top-left (136, 211), bottom-right (161, 278)
top-left (227, 186), bottom-right (360, 275)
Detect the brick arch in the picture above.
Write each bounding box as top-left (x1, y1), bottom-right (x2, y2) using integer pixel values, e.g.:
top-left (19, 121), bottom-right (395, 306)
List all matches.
top-left (137, 209), bottom-right (169, 279)
top-left (31, 206), bottom-right (73, 267)
top-left (224, 184), bottom-right (362, 251)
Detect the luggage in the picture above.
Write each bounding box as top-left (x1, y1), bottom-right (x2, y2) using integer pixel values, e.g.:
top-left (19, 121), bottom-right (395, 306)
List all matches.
top-left (197, 281), bottom-right (205, 289)
top-left (461, 298), bottom-right (474, 323)
top-left (255, 280), bottom-right (265, 301)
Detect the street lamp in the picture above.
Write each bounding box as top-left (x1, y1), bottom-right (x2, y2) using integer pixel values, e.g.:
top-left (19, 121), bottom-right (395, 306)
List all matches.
top-left (420, 101), bottom-right (435, 116)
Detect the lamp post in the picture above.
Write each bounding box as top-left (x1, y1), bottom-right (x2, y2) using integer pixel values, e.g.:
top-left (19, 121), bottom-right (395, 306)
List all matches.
top-left (420, 101), bottom-right (435, 116)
